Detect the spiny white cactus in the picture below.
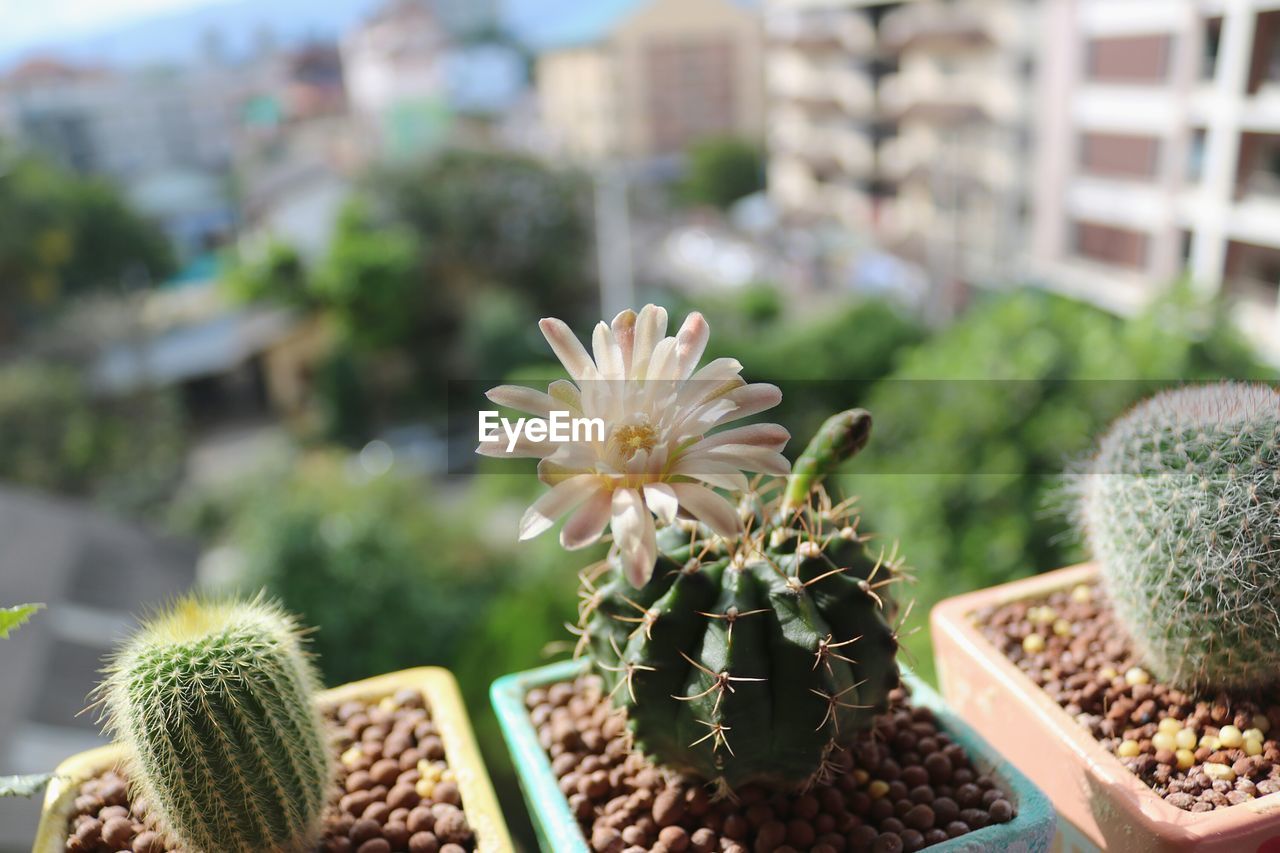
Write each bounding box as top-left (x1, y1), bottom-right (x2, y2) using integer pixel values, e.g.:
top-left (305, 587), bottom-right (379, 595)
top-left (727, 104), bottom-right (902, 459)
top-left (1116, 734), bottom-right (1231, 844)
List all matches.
top-left (100, 596), bottom-right (333, 853)
top-left (1079, 383), bottom-right (1280, 691)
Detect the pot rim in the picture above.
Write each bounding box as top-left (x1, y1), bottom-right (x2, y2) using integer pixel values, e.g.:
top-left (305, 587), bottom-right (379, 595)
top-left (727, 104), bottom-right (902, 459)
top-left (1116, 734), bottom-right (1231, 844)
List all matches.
top-left (491, 658), bottom-right (1056, 852)
top-left (931, 562), bottom-right (1280, 839)
top-left (31, 666), bottom-right (514, 853)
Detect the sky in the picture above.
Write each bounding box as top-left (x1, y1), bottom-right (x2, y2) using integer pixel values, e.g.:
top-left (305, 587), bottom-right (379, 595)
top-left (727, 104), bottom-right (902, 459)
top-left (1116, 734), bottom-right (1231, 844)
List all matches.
top-left (0, 0), bottom-right (213, 55)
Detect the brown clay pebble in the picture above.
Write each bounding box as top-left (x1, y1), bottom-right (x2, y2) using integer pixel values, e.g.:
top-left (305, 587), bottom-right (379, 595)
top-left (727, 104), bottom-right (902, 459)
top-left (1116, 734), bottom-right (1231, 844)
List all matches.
top-left (409, 832), bottom-right (440, 853)
top-left (101, 817), bottom-right (135, 848)
top-left (132, 832), bottom-right (162, 853)
top-left (59, 690), bottom-right (477, 852)
top-left (526, 676), bottom-right (1014, 853)
top-left (978, 580), bottom-right (1280, 812)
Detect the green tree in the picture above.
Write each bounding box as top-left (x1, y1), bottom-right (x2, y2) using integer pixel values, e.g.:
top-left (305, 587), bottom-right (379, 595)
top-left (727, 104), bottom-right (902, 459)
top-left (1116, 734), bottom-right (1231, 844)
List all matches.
top-left (680, 136), bottom-right (765, 209)
top-left (0, 362), bottom-right (186, 514)
top-left (848, 288), bottom-right (1269, 677)
top-left (372, 148), bottom-right (593, 317)
top-left (0, 147), bottom-right (174, 336)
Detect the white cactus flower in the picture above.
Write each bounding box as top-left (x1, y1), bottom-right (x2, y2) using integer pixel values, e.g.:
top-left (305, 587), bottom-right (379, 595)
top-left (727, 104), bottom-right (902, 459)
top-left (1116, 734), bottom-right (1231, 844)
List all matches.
top-left (479, 304), bottom-right (790, 585)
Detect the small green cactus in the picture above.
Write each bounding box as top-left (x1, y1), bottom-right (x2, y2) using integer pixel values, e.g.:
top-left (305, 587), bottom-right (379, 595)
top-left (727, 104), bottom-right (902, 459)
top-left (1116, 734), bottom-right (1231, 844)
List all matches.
top-left (100, 597), bottom-right (333, 852)
top-left (580, 410), bottom-right (904, 790)
top-left (1080, 382), bottom-right (1280, 691)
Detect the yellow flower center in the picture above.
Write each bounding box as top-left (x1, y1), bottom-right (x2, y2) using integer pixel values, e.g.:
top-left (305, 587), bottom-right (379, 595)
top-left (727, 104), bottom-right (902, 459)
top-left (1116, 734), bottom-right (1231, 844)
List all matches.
top-left (612, 423), bottom-right (658, 460)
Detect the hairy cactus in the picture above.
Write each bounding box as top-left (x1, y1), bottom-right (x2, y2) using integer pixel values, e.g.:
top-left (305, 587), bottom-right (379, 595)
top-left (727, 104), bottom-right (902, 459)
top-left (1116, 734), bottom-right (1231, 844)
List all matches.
top-left (1080, 383), bottom-right (1280, 692)
top-left (101, 597), bottom-right (333, 853)
top-left (580, 410), bottom-right (904, 790)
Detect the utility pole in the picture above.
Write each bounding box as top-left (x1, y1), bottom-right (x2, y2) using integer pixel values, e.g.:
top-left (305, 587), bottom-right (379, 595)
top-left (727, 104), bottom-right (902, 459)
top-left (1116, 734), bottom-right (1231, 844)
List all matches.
top-left (594, 161), bottom-right (635, 318)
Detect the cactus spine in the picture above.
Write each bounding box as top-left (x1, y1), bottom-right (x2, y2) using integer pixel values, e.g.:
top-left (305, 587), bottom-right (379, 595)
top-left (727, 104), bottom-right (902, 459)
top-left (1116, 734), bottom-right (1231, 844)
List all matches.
top-left (1080, 382), bottom-right (1280, 691)
top-left (581, 410), bottom-right (903, 790)
top-left (101, 597), bottom-right (333, 853)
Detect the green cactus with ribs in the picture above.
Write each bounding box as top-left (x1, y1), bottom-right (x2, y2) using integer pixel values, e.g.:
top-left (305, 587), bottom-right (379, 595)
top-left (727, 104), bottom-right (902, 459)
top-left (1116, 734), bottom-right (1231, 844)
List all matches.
top-left (1080, 382), bottom-right (1280, 692)
top-left (100, 596), bottom-right (334, 853)
top-left (580, 410), bottom-right (905, 790)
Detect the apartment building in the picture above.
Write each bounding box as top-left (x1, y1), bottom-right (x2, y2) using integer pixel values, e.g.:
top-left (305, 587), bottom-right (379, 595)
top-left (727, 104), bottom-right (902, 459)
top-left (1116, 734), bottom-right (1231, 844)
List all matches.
top-left (528, 0), bottom-right (765, 163)
top-left (1032, 0), bottom-right (1280, 357)
top-left (766, 0), bottom-right (1038, 292)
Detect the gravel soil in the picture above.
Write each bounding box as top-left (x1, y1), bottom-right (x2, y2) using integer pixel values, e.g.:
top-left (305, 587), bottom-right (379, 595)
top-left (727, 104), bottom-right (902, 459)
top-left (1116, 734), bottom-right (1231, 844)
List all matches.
top-left (62, 688), bottom-right (476, 853)
top-left (976, 580), bottom-right (1280, 813)
top-left (527, 675), bottom-right (1016, 853)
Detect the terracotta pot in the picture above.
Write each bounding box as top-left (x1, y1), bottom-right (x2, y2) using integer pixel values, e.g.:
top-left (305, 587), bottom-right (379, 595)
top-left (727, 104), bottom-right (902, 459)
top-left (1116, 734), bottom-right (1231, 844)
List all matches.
top-left (32, 667), bottom-right (514, 853)
top-left (491, 658), bottom-right (1057, 852)
top-left (931, 563), bottom-right (1280, 853)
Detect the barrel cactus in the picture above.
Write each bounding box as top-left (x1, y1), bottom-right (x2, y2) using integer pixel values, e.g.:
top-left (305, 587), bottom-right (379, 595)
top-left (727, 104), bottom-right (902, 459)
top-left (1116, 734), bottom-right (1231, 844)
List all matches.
top-left (100, 597), bottom-right (333, 852)
top-left (579, 410), bottom-right (904, 790)
top-left (1079, 382), bottom-right (1280, 692)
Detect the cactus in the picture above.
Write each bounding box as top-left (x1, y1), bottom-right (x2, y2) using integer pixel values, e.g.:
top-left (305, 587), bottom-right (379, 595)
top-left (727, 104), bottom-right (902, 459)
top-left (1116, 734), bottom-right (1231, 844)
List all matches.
top-left (100, 597), bottom-right (333, 853)
top-left (579, 410), bottom-right (904, 790)
top-left (1079, 382), bottom-right (1280, 692)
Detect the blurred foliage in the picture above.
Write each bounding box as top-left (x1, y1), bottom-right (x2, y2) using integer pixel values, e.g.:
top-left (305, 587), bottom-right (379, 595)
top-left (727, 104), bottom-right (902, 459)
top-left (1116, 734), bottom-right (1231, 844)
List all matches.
top-left (679, 137), bottom-right (766, 210)
top-left (373, 149), bottom-right (593, 317)
top-left (0, 603), bottom-right (42, 640)
top-left (699, 294), bottom-right (928, 441)
top-left (0, 362), bottom-right (186, 514)
top-left (227, 149), bottom-right (594, 439)
top-left (0, 147), bottom-right (174, 336)
top-left (846, 288), bottom-right (1271, 676)
top-left (186, 451), bottom-right (585, 843)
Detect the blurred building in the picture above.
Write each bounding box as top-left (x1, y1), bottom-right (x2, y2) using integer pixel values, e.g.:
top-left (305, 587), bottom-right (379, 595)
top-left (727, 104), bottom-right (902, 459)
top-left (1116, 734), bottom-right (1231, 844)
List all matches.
top-left (0, 55), bottom-right (269, 259)
top-left (529, 0), bottom-right (766, 164)
top-left (342, 0), bottom-right (453, 158)
top-left (342, 0), bottom-right (525, 159)
top-left (0, 59), bottom-right (240, 180)
top-left (1032, 0), bottom-right (1280, 358)
top-left (766, 0), bottom-right (1038, 298)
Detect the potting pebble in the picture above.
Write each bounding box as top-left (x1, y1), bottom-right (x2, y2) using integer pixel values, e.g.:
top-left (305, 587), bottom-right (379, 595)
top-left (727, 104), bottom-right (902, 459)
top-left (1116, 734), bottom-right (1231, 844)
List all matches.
top-left (978, 581), bottom-right (1280, 813)
top-left (62, 688), bottom-right (476, 852)
top-left (527, 675), bottom-right (1016, 852)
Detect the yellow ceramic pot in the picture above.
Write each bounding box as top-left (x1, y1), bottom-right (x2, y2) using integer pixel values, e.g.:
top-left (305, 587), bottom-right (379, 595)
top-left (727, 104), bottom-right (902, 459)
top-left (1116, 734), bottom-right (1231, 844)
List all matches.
top-left (32, 667), bottom-right (512, 852)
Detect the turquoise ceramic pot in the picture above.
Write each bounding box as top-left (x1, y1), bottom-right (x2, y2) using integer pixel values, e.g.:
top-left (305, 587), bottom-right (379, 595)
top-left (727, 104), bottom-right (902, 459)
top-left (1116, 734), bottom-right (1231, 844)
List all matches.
top-left (492, 659), bottom-right (1056, 853)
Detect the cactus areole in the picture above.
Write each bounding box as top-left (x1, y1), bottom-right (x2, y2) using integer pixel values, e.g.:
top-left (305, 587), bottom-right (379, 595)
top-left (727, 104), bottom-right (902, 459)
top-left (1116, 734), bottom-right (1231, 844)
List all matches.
top-left (580, 410), bottom-right (904, 790)
top-left (1082, 383), bottom-right (1280, 693)
top-left (101, 598), bottom-right (333, 853)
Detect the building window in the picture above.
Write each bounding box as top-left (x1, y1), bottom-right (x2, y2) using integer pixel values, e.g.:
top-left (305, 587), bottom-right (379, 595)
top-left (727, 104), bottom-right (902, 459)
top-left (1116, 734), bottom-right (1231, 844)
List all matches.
top-left (1248, 11), bottom-right (1280, 94)
top-left (1074, 220), bottom-right (1149, 269)
top-left (1086, 35), bottom-right (1171, 83)
top-left (1204, 17), bottom-right (1223, 81)
top-left (644, 39), bottom-right (736, 154)
top-left (1079, 132), bottom-right (1160, 179)
top-left (1188, 128), bottom-right (1207, 182)
top-left (1236, 132), bottom-right (1280, 197)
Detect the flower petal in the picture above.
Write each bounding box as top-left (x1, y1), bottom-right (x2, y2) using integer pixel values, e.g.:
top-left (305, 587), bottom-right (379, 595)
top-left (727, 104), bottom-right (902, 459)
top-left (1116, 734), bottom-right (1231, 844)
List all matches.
top-left (561, 489), bottom-right (613, 550)
top-left (674, 311), bottom-right (709, 379)
top-left (547, 379), bottom-right (582, 413)
top-left (672, 484), bottom-right (742, 538)
top-left (611, 309), bottom-right (637, 377)
top-left (592, 321), bottom-right (625, 381)
top-left (711, 383), bottom-right (783, 427)
top-left (540, 317), bottom-right (598, 381)
top-left (703, 445), bottom-right (791, 475)
top-left (485, 385), bottom-right (559, 417)
top-left (699, 423), bottom-right (791, 452)
top-left (631, 304), bottom-right (668, 379)
top-left (476, 431), bottom-right (559, 459)
top-left (519, 474), bottom-right (600, 540)
top-left (612, 488), bottom-right (658, 586)
top-left (643, 482), bottom-right (679, 524)
top-left (671, 458), bottom-right (751, 492)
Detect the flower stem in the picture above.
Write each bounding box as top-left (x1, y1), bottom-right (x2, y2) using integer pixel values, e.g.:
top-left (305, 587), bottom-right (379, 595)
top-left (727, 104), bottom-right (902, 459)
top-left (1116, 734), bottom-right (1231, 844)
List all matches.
top-left (782, 409), bottom-right (873, 513)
